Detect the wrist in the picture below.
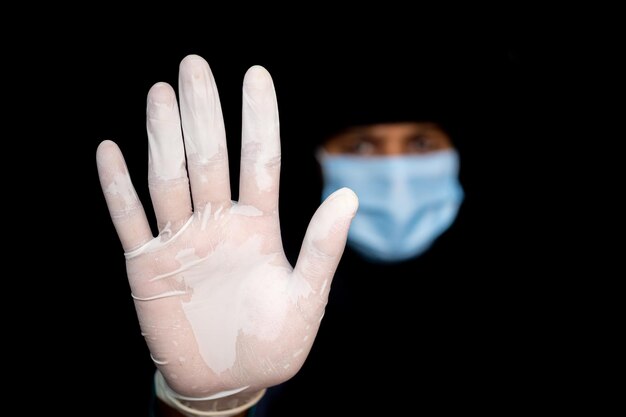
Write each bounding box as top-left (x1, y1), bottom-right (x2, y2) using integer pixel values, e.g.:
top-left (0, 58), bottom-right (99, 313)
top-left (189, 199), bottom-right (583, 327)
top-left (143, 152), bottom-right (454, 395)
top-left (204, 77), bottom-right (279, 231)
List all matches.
top-left (155, 371), bottom-right (265, 417)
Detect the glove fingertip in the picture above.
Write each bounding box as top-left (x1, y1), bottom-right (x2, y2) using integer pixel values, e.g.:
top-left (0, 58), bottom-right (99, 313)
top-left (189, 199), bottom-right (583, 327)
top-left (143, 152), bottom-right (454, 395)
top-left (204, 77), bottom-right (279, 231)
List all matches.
top-left (325, 187), bottom-right (359, 217)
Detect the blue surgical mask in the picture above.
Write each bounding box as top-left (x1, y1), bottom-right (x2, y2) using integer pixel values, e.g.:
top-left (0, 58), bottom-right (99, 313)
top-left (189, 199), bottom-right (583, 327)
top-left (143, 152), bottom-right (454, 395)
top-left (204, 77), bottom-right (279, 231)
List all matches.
top-left (319, 149), bottom-right (464, 263)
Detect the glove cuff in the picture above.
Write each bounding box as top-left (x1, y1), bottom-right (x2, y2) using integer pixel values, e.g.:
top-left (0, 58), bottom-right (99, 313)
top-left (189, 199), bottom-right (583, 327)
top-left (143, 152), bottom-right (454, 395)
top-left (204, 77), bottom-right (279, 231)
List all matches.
top-left (155, 371), bottom-right (266, 416)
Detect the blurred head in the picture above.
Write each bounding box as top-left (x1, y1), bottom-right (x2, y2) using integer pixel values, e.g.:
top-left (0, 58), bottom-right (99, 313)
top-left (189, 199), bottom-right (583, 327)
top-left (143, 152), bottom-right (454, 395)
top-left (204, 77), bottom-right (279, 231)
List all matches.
top-left (317, 121), bottom-right (464, 263)
top-left (295, 57), bottom-right (472, 263)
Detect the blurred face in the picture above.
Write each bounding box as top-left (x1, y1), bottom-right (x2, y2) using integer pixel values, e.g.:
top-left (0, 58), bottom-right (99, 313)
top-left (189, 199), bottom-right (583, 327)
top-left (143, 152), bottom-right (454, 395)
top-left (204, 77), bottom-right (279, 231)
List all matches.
top-left (323, 122), bottom-right (453, 156)
top-left (318, 121), bottom-right (463, 262)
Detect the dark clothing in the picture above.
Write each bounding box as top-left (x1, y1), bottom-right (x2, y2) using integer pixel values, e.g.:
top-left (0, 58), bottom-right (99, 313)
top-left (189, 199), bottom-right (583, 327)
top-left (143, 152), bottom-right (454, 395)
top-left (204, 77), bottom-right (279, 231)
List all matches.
top-left (255, 205), bottom-right (508, 416)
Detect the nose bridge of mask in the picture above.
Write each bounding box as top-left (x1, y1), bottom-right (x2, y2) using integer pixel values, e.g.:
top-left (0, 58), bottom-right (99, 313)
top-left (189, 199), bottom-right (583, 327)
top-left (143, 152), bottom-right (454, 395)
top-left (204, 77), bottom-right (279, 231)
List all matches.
top-left (386, 160), bottom-right (414, 222)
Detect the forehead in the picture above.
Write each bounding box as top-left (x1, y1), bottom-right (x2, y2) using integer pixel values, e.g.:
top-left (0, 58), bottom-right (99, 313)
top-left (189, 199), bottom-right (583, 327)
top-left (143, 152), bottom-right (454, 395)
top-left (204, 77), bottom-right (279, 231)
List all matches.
top-left (344, 122), bottom-right (446, 137)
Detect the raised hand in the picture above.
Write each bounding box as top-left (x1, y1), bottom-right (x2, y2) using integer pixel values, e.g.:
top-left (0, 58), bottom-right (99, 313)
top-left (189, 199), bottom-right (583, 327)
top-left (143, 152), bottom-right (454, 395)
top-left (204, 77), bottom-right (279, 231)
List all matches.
top-left (96, 55), bottom-right (358, 401)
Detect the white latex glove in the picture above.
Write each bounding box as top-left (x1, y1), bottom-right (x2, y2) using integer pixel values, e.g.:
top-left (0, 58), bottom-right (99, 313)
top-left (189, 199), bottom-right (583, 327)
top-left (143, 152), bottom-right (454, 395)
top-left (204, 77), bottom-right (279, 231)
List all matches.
top-left (96, 55), bottom-right (358, 402)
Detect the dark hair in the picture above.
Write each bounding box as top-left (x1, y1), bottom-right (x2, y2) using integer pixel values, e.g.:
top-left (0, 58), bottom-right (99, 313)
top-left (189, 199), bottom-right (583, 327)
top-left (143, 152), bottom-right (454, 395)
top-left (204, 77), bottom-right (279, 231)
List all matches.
top-left (301, 70), bottom-right (469, 153)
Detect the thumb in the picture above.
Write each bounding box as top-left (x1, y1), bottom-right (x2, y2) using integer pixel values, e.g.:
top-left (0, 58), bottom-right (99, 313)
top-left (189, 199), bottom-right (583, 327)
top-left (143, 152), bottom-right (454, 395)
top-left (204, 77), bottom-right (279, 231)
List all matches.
top-left (294, 188), bottom-right (358, 299)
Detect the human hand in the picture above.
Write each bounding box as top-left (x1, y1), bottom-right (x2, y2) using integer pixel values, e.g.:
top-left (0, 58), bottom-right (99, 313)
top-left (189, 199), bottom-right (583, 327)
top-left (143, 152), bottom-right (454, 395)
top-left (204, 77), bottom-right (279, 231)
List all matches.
top-left (96, 55), bottom-right (358, 400)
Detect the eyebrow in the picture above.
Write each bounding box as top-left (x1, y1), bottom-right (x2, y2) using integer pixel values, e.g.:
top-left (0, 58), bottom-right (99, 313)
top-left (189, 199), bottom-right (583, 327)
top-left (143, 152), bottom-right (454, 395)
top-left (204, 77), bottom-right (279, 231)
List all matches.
top-left (345, 132), bottom-right (386, 143)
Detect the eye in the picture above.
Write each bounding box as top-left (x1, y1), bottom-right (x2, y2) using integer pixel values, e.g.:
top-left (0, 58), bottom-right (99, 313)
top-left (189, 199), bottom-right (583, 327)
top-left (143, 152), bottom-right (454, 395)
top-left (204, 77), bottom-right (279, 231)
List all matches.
top-left (354, 141), bottom-right (375, 155)
top-left (345, 138), bottom-right (376, 155)
top-left (407, 136), bottom-right (434, 153)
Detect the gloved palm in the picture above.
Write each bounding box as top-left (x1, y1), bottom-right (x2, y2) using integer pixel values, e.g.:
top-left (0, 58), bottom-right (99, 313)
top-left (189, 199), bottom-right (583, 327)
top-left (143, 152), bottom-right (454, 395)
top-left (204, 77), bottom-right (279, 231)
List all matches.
top-left (96, 55), bottom-right (358, 399)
